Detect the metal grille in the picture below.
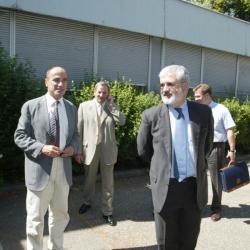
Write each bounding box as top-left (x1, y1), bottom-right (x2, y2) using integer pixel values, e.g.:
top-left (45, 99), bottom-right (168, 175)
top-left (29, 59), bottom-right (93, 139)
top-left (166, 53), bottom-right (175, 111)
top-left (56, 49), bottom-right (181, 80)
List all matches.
top-left (97, 27), bottom-right (149, 85)
top-left (0, 10), bottom-right (10, 53)
top-left (164, 39), bottom-right (202, 87)
top-left (15, 12), bottom-right (94, 87)
top-left (203, 48), bottom-right (237, 97)
top-left (238, 56), bottom-right (250, 98)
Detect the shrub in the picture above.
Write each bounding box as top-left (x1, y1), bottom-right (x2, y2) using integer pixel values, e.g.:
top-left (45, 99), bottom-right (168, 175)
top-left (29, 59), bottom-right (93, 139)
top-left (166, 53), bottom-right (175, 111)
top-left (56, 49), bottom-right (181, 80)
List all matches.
top-left (221, 98), bottom-right (250, 153)
top-left (0, 47), bottom-right (43, 184)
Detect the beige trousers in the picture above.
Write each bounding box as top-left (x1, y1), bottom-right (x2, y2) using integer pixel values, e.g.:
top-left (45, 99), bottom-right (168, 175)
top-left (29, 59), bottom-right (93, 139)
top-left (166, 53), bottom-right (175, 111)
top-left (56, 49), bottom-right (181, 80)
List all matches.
top-left (26, 158), bottom-right (70, 250)
top-left (82, 145), bottom-right (114, 216)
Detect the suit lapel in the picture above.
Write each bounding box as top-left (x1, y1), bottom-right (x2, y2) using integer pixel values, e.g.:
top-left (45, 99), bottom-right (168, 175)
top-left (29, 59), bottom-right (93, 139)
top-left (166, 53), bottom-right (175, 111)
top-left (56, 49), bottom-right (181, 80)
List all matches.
top-left (187, 101), bottom-right (200, 161)
top-left (159, 103), bottom-right (172, 163)
top-left (39, 95), bottom-right (49, 133)
top-left (63, 99), bottom-right (72, 144)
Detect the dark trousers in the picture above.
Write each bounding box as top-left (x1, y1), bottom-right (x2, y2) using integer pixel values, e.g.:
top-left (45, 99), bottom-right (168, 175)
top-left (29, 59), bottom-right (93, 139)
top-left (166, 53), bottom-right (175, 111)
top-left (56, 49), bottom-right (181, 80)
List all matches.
top-left (159, 177), bottom-right (201, 250)
top-left (207, 142), bottom-right (225, 213)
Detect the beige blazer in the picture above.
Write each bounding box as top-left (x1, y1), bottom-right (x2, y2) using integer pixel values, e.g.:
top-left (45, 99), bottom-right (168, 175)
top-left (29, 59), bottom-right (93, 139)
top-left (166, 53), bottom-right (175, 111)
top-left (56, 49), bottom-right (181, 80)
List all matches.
top-left (78, 99), bottom-right (126, 165)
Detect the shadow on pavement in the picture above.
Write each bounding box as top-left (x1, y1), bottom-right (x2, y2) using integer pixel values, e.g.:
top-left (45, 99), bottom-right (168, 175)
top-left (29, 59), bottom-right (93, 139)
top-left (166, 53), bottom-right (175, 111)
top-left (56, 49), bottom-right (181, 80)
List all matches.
top-left (69, 174), bottom-right (154, 229)
top-left (202, 204), bottom-right (250, 220)
top-left (112, 246), bottom-right (157, 250)
top-left (0, 174), bottom-right (154, 249)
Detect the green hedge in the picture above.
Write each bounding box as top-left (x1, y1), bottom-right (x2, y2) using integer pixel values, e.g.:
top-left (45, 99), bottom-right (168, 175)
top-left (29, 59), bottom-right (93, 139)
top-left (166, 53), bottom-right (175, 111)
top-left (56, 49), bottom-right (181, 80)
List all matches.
top-left (1, 45), bottom-right (250, 184)
top-left (0, 47), bottom-right (43, 185)
top-left (221, 98), bottom-right (250, 153)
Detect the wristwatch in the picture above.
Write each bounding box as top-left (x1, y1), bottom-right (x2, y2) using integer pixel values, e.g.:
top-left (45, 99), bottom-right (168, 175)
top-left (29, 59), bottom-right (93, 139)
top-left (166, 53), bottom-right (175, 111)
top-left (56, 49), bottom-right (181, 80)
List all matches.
top-left (229, 149), bottom-right (236, 153)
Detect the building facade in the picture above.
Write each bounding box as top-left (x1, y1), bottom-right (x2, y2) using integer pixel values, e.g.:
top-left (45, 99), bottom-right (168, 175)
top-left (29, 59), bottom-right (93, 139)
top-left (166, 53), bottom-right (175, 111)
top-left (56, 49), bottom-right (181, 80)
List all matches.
top-left (0, 0), bottom-right (250, 98)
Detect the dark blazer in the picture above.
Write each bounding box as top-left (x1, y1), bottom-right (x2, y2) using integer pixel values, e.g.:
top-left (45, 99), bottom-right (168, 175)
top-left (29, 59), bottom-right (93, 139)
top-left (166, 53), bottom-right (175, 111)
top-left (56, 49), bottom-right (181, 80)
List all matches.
top-left (14, 95), bottom-right (80, 191)
top-left (137, 101), bottom-right (213, 212)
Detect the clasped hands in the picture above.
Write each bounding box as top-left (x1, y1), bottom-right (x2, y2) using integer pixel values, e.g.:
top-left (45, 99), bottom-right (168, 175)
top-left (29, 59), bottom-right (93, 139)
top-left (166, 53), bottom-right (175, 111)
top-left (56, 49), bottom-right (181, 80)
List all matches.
top-left (41, 145), bottom-right (74, 158)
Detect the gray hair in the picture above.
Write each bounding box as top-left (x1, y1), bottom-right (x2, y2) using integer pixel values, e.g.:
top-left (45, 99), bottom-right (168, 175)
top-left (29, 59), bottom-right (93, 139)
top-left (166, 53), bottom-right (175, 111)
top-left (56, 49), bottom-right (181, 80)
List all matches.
top-left (159, 65), bottom-right (190, 84)
top-left (94, 80), bottom-right (110, 93)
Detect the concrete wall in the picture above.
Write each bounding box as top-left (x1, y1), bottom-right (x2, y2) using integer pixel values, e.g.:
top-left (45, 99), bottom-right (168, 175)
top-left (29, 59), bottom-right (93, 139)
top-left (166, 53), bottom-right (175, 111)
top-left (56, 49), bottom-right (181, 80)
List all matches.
top-left (0, 0), bottom-right (250, 57)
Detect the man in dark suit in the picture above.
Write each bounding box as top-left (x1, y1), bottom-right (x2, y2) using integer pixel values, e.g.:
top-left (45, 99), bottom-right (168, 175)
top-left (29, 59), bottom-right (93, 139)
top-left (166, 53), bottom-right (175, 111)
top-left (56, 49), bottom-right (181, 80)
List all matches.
top-left (14, 66), bottom-right (80, 250)
top-left (137, 65), bottom-right (213, 250)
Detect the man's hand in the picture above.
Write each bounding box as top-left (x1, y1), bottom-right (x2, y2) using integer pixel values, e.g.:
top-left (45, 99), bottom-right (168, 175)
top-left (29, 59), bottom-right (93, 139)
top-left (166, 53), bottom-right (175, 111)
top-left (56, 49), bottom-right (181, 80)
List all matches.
top-left (226, 151), bottom-right (236, 165)
top-left (41, 145), bottom-right (61, 158)
top-left (75, 154), bottom-right (84, 164)
top-left (60, 146), bottom-right (75, 157)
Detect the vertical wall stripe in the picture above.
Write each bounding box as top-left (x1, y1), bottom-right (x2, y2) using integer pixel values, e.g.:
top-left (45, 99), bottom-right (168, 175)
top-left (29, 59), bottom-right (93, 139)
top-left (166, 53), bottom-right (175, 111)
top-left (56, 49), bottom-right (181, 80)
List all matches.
top-left (147, 36), bottom-right (152, 91)
top-left (9, 11), bottom-right (16, 57)
top-left (93, 26), bottom-right (99, 77)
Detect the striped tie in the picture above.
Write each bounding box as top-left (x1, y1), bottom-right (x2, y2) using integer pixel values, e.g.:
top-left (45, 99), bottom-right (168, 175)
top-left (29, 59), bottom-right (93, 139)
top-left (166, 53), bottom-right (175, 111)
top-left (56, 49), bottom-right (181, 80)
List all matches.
top-left (49, 101), bottom-right (60, 147)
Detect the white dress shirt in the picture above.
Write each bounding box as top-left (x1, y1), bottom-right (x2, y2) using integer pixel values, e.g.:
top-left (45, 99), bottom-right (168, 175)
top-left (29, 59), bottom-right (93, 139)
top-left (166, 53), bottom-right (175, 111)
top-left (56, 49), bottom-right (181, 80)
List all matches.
top-left (209, 101), bottom-right (236, 142)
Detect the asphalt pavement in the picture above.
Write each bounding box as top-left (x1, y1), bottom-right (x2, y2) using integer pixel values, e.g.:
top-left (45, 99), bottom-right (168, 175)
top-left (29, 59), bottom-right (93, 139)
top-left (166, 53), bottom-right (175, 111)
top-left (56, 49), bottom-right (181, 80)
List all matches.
top-left (0, 156), bottom-right (250, 250)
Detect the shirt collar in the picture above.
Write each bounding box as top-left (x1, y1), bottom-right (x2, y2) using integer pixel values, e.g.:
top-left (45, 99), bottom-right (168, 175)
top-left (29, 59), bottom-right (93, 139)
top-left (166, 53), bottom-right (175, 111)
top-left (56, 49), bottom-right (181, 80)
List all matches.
top-left (169, 100), bottom-right (188, 111)
top-left (46, 93), bottom-right (63, 106)
top-left (94, 98), bottom-right (105, 108)
top-left (209, 100), bottom-right (216, 108)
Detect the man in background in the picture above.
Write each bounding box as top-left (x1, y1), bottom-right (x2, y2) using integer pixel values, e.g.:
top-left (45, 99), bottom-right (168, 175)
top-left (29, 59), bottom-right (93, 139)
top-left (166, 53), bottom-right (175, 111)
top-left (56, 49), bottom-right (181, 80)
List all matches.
top-left (137, 65), bottom-right (213, 249)
top-left (76, 81), bottom-right (125, 226)
top-left (14, 66), bottom-right (79, 250)
top-left (193, 83), bottom-right (236, 221)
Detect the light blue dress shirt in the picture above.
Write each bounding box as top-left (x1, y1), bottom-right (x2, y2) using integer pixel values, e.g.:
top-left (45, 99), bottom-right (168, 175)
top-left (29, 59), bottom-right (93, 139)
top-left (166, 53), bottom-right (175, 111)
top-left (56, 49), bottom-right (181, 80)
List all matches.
top-left (169, 101), bottom-right (196, 181)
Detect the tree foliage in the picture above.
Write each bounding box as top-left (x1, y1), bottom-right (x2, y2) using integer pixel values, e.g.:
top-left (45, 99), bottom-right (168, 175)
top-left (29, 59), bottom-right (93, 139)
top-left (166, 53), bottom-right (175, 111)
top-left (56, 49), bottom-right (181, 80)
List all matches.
top-left (191, 0), bottom-right (250, 22)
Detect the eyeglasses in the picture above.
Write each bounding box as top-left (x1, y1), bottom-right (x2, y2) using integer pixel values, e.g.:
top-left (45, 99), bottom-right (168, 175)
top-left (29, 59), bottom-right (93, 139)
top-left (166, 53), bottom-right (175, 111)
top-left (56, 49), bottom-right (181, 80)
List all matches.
top-left (160, 82), bottom-right (180, 89)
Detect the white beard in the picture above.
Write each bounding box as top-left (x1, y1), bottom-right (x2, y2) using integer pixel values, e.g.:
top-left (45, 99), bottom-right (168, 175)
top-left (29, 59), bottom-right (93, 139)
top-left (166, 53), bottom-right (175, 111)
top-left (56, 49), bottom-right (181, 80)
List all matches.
top-left (161, 94), bottom-right (178, 105)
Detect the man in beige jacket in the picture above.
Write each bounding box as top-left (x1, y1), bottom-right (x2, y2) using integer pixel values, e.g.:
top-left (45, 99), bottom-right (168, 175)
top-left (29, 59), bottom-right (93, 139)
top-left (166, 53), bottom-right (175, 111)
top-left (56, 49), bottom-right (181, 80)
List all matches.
top-left (76, 81), bottom-right (125, 226)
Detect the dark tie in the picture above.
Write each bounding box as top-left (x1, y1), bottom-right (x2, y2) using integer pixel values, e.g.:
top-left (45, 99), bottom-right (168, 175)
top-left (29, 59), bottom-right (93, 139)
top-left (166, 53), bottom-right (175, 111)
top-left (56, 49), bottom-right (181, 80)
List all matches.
top-left (173, 108), bottom-right (184, 179)
top-left (175, 107), bottom-right (184, 120)
top-left (49, 101), bottom-right (60, 147)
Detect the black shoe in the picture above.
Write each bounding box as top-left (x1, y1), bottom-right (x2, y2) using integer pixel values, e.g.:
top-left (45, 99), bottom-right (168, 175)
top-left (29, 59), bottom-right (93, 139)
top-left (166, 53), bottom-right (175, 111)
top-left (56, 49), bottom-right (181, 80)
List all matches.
top-left (103, 215), bottom-right (117, 226)
top-left (78, 203), bottom-right (91, 214)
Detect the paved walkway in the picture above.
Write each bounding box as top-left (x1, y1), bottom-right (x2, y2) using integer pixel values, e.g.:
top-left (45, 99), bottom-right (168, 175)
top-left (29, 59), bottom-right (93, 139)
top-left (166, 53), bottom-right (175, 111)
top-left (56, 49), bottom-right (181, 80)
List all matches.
top-left (0, 157), bottom-right (250, 250)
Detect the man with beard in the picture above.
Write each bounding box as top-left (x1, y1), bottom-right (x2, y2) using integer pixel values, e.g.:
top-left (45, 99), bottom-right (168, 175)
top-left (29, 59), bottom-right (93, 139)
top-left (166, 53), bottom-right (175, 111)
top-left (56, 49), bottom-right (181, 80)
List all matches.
top-left (137, 65), bottom-right (214, 250)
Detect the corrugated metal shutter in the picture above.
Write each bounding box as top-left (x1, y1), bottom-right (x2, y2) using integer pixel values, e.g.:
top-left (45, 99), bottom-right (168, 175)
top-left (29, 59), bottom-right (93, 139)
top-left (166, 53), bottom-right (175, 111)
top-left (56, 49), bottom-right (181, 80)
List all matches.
top-left (203, 48), bottom-right (237, 96)
top-left (238, 56), bottom-right (250, 98)
top-left (164, 40), bottom-right (201, 87)
top-left (15, 12), bottom-right (94, 86)
top-left (97, 27), bottom-right (149, 85)
top-left (0, 9), bottom-right (10, 53)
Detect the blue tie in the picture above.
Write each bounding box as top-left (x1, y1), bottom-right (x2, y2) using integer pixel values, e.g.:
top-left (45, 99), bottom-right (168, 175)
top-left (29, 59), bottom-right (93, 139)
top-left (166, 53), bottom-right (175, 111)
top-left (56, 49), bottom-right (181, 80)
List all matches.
top-left (175, 108), bottom-right (184, 120)
top-left (173, 108), bottom-right (184, 180)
